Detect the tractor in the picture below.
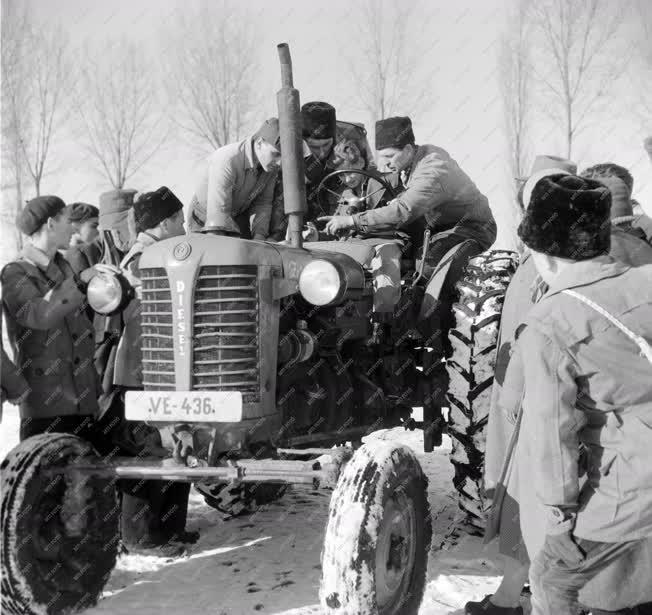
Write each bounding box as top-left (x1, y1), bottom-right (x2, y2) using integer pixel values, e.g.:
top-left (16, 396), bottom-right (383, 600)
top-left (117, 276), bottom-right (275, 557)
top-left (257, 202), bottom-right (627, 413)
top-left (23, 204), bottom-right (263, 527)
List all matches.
top-left (1, 43), bottom-right (516, 615)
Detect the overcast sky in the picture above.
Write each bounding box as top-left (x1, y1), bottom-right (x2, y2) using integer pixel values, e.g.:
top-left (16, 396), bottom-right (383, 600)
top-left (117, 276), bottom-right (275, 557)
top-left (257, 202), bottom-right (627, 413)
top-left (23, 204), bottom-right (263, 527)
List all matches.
top-left (5, 0), bottom-right (651, 250)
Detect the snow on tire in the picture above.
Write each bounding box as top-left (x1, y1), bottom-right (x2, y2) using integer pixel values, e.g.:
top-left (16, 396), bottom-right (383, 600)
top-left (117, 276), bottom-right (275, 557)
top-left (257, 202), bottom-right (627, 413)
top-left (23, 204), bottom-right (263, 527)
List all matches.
top-left (320, 441), bottom-right (432, 615)
top-left (446, 250), bottom-right (518, 533)
top-left (1, 433), bottom-right (120, 615)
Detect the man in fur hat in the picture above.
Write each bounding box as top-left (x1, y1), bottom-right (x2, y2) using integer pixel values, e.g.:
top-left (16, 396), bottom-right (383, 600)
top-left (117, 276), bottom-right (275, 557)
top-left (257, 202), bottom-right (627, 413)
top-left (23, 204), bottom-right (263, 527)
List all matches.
top-left (111, 186), bottom-right (199, 556)
top-left (301, 101), bottom-right (340, 219)
top-left (318, 116), bottom-right (496, 251)
top-left (188, 118), bottom-right (281, 238)
top-left (470, 157), bottom-right (652, 615)
top-left (502, 174), bottom-right (652, 614)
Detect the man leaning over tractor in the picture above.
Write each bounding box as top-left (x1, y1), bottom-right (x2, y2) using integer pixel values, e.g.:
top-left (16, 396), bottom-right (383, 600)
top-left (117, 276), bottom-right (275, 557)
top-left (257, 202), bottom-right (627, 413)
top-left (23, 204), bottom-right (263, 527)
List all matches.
top-left (319, 115), bottom-right (497, 402)
top-left (188, 118), bottom-right (282, 238)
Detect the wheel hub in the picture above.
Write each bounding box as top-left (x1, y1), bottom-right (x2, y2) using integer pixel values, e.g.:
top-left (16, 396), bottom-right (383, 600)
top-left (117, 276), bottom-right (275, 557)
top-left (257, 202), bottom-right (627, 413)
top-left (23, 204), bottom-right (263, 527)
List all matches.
top-left (375, 492), bottom-right (417, 612)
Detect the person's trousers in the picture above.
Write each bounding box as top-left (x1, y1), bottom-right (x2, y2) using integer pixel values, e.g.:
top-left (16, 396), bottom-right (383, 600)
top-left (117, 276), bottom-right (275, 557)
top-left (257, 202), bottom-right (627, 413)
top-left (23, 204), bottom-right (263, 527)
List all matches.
top-left (120, 480), bottom-right (191, 548)
top-left (531, 537), bottom-right (649, 615)
top-left (368, 242), bottom-right (402, 313)
top-left (19, 415), bottom-right (95, 441)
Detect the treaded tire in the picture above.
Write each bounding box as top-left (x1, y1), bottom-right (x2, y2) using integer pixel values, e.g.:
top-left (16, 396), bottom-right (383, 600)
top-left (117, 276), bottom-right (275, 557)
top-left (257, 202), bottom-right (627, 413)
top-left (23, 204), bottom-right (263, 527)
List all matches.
top-left (320, 441), bottom-right (432, 615)
top-left (446, 250), bottom-right (518, 533)
top-left (195, 481), bottom-right (288, 516)
top-left (1, 433), bottom-right (120, 615)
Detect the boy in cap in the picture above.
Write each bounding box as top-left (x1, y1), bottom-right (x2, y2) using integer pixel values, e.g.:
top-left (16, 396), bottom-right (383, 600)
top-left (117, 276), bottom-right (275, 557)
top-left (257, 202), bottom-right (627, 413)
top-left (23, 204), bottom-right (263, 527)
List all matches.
top-left (503, 174), bottom-right (652, 614)
top-left (93, 189), bottom-right (139, 418)
top-left (188, 118), bottom-right (282, 238)
top-left (62, 202), bottom-right (101, 275)
top-left (110, 187), bottom-right (198, 555)
top-left (1, 196), bottom-right (112, 440)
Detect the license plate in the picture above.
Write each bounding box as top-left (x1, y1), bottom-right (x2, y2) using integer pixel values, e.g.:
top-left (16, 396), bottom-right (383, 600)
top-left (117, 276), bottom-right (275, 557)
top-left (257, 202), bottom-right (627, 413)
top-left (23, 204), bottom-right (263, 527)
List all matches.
top-left (125, 391), bottom-right (243, 422)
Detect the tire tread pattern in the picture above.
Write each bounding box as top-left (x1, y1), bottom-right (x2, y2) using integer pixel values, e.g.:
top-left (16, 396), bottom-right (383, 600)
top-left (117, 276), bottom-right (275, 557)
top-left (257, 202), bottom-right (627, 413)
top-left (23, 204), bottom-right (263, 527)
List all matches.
top-left (445, 250), bottom-right (519, 532)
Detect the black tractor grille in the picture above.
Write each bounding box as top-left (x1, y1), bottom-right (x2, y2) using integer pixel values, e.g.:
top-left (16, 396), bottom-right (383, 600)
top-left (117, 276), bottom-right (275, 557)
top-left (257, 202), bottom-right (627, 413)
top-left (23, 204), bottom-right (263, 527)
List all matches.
top-left (192, 265), bottom-right (260, 402)
top-left (140, 267), bottom-right (175, 389)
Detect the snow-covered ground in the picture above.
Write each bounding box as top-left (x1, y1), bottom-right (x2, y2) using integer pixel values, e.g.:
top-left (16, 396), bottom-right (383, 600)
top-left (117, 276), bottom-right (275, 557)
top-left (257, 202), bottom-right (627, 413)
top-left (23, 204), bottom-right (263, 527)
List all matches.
top-left (0, 404), bottom-right (523, 615)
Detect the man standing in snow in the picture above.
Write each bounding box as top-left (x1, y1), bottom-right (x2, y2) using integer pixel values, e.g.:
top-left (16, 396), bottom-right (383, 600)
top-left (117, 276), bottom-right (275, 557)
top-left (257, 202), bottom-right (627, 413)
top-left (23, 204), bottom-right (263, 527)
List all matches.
top-left (508, 174), bottom-right (652, 614)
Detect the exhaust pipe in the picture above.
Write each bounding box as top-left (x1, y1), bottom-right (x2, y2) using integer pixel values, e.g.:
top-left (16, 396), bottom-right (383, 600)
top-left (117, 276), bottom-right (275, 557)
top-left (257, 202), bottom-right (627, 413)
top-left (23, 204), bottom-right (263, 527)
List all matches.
top-left (277, 43), bottom-right (306, 249)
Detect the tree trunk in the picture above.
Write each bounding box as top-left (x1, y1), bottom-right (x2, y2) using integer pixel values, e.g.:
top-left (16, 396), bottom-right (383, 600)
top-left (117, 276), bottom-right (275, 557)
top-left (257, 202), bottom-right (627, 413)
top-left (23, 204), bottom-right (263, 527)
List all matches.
top-left (16, 174), bottom-right (24, 250)
top-left (566, 102), bottom-right (573, 160)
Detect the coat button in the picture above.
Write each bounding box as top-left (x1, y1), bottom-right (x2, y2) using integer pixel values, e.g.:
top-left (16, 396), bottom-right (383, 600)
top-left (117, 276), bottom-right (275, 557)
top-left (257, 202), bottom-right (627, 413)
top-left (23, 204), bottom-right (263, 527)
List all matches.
top-left (74, 357), bottom-right (80, 365)
top-left (72, 333), bottom-right (78, 341)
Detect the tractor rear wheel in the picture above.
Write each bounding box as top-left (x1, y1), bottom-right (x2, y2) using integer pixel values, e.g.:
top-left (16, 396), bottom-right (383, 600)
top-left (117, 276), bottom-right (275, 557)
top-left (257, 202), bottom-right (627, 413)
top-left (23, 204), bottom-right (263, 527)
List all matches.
top-left (446, 250), bottom-right (518, 533)
top-left (195, 481), bottom-right (288, 516)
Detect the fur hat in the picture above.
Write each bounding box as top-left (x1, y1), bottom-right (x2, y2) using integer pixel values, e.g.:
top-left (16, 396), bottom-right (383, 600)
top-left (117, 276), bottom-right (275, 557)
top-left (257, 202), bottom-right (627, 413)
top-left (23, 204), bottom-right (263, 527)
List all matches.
top-left (517, 174), bottom-right (612, 260)
top-left (17, 195), bottom-right (66, 235)
top-left (67, 202), bottom-right (99, 223)
top-left (301, 101), bottom-right (336, 140)
top-left (133, 186), bottom-right (183, 233)
top-left (375, 116), bottom-right (415, 150)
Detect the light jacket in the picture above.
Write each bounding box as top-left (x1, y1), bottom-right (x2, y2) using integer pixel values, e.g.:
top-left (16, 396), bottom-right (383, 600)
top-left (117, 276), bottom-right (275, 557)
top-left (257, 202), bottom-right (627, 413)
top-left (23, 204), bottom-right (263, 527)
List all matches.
top-left (1, 244), bottom-right (99, 419)
top-left (502, 257), bottom-right (652, 543)
top-left (352, 145), bottom-right (497, 249)
top-left (189, 137), bottom-right (278, 239)
top-left (113, 231), bottom-right (159, 388)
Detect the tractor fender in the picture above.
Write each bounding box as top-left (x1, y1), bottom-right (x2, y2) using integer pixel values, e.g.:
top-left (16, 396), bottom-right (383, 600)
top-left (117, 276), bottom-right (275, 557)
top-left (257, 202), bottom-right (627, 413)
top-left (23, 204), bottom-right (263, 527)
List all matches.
top-left (418, 239), bottom-right (476, 321)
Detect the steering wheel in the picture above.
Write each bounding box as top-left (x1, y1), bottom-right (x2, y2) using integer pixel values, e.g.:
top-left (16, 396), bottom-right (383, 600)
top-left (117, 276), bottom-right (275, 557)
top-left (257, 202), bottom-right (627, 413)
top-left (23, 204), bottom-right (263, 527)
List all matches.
top-left (315, 168), bottom-right (397, 217)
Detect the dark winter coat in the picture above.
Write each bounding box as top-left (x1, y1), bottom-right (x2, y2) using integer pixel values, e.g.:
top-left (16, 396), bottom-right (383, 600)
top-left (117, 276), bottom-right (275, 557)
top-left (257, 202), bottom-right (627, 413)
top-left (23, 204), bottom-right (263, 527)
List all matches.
top-left (1, 244), bottom-right (99, 419)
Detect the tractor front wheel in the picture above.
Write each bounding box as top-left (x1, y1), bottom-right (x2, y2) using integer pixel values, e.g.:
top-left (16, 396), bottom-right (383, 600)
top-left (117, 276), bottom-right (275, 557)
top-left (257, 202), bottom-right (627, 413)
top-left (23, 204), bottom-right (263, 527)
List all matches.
top-left (320, 441), bottom-right (431, 615)
top-left (1, 433), bottom-right (120, 615)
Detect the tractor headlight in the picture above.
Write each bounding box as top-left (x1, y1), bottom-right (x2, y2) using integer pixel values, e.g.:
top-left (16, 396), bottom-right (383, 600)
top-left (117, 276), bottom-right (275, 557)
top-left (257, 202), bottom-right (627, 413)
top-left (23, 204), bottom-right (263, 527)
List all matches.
top-left (87, 273), bottom-right (129, 315)
top-left (299, 260), bottom-right (345, 306)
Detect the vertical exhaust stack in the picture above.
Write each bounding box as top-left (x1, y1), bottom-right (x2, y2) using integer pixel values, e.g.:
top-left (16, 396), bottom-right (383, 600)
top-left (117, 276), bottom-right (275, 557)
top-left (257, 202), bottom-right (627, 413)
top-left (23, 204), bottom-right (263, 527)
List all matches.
top-left (277, 43), bottom-right (305, 249)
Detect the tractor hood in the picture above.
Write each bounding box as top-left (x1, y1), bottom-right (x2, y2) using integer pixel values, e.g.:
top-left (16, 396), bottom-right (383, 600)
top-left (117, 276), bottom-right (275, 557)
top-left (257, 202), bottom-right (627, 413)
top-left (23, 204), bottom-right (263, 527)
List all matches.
top-left (139, 233), bottom-right (366, 302)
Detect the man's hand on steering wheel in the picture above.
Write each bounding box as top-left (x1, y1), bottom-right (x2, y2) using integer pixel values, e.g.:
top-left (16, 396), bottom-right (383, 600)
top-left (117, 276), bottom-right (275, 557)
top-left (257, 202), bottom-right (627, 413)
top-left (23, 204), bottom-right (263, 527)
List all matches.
top-left (317, 215), bottom-right (355, 236)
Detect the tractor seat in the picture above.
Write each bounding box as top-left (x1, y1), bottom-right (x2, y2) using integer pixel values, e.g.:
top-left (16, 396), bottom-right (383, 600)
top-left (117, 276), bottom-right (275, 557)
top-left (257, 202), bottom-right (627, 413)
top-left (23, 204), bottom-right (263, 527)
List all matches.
top-left (303, 238), bottom-right (404, 267)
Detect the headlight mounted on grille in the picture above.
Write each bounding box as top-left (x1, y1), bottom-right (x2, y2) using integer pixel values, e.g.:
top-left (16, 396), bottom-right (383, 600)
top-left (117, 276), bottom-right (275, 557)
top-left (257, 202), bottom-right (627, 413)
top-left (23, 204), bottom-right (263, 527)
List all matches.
top-left (298, 260), bottom-right (346, 306)
top-left (87, 273), bottom-right (132, 315)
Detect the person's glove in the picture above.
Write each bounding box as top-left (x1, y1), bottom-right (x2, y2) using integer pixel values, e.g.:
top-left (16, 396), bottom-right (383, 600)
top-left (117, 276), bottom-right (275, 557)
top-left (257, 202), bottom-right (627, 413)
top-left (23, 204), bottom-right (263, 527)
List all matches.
top-left (317, 215), bottom-right (355, 236)
top-left (79, 263), bottom-right (121, 285)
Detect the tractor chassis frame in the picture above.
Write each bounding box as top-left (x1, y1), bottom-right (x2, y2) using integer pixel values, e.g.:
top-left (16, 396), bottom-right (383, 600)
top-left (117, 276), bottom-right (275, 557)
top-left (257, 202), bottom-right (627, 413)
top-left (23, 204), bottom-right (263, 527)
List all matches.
top-left (42, 446), bottom-right (354, 490)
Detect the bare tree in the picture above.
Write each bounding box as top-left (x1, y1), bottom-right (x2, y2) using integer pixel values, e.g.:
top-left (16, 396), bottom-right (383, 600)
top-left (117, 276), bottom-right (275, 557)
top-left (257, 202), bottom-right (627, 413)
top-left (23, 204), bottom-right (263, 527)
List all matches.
top-left (2, 2), bottom-right (71, 249)
top-left (532, 0), bottom-right (627, 159)
top-left (346, 0), bottom-right (434, 122)
top-left (164, 0), bottom-right (260, 152)
top-left (21, 23), bottom-right (72, 197)
top-left (1, 0), bottom-right (30, 249)
top-left (632, 0), bottom-right (652, 128)
top-left (76, 41), bottom-right (168, 189)
top-left (499, 0), bottom-right (534, 217)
